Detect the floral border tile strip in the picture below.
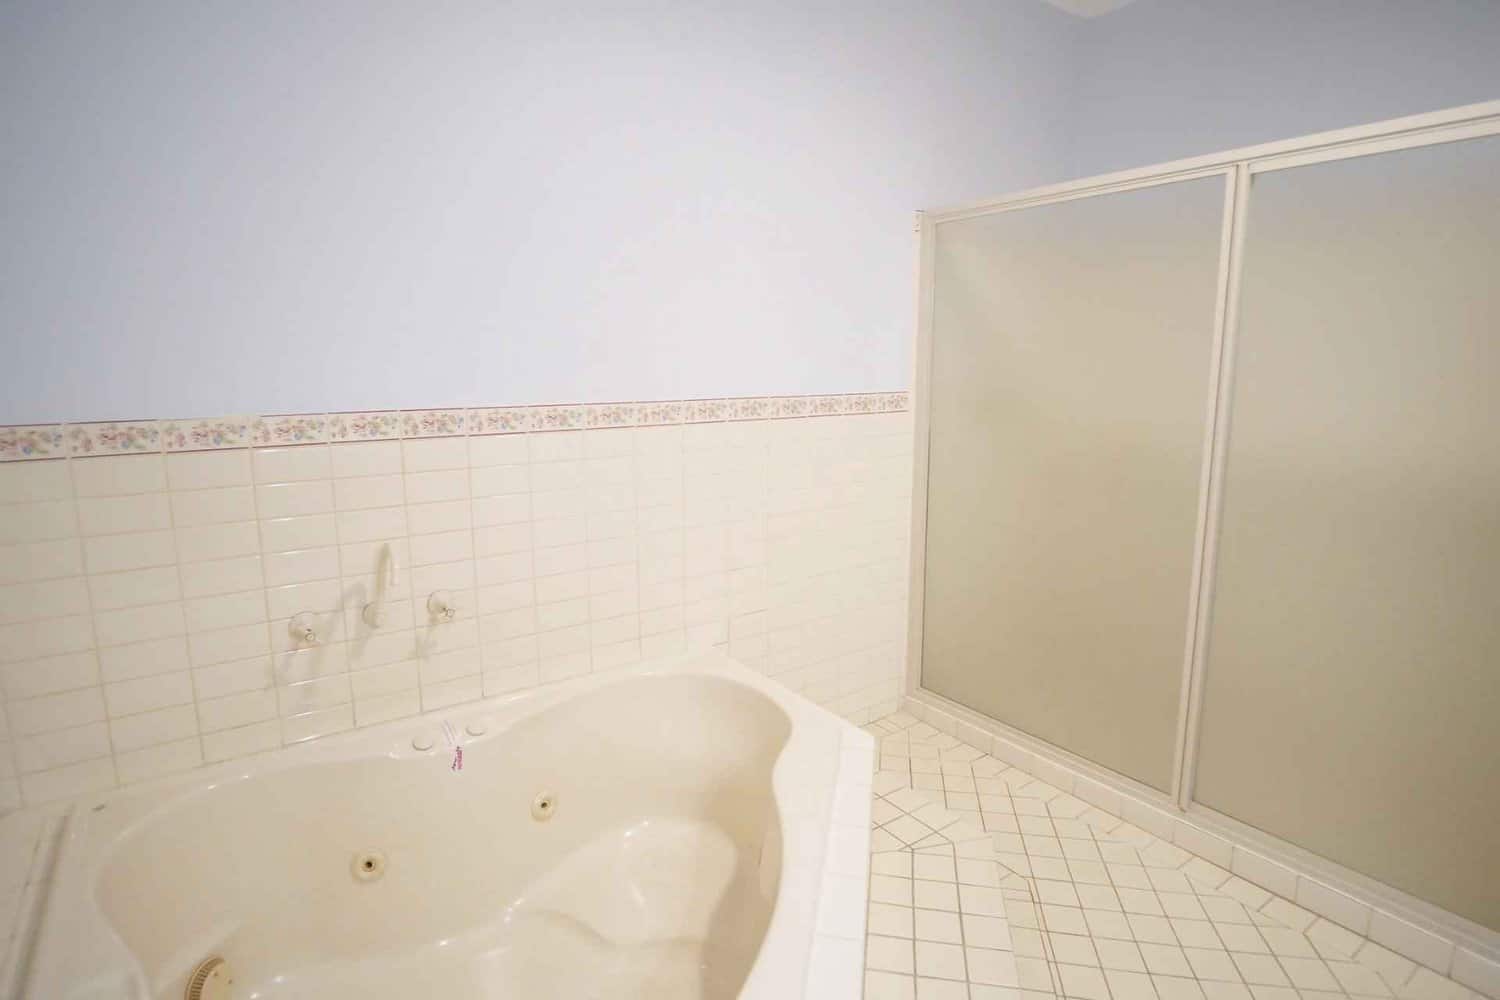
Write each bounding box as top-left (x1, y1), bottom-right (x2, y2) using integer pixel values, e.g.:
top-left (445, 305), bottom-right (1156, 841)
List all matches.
top-left (328, 411), bottom-right (401, 441)
top-left (0, 425), bottom-right (65, 461)
top-left (729, 397), bottom-right (774, 421)
top-left (251, 414), bottom-right (328, 446)
top-left (161, 416), bottom-right (252, 451)
top-left (469, 407), bottom-right (536, 436)
top-left (772, 396), bottom-right (812, 419)
top-left (531, 406), bottom-right (586, 432)
top-left (684, 399), bottom-right (731, 423)
top-left (584, 403), bottom-right (639, 428)
top-left (400, 409), bottom-right (466, 438)
top-left (66, 421), bottom-right (161, 456)
top-left (637, 401), bottom-right (684, 427)
top-left (0, 393), bottom-right (910, 460)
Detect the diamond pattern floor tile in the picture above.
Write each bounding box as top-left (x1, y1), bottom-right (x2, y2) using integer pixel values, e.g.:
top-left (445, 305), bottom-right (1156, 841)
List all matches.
top-left (859, 712), bottom-right (1491, 1000)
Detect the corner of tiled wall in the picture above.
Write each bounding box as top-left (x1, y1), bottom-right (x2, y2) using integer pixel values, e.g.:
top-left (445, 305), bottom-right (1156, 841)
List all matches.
top-left (0, 397), bottom-right (914, 809)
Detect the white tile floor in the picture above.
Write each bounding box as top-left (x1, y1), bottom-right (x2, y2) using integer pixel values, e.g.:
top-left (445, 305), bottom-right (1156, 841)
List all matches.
top-left (861, 712), bottom-right (1493, 1000)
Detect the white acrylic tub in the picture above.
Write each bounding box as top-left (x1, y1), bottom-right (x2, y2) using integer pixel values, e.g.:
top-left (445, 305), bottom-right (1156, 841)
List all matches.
top-left (25, 651), bottom-right (873, 999)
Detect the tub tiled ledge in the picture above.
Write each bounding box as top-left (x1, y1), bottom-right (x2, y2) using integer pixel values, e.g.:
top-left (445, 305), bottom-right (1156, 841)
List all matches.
top-left (0, 805), bottom-right (65, 1000)
top-left (804, 727), bottom-right (877, 998)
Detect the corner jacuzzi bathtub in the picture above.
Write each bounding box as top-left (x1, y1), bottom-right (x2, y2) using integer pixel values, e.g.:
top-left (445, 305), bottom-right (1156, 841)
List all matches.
top-left (26, 651), bottom-right (873, 999)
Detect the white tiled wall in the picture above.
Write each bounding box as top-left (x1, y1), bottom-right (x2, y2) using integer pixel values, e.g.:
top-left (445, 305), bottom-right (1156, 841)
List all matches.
top-left (0, 411), bottom-right (911, 807)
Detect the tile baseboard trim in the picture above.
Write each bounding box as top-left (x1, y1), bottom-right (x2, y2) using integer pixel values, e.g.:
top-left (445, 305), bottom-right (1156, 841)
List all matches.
top-left (0, 391), bottom-right (911, 461)
top-left (902, 686), bottom-right (1500, 999)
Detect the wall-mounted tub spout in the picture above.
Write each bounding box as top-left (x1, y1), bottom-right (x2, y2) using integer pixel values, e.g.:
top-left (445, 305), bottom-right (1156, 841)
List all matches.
top-left (362, 542), bottom-right (399, 628)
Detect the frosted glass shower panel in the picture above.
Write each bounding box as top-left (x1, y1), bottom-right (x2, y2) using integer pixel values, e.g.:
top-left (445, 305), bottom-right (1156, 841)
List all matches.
top-left (921, 175), bottom-right (1227, 791)
top-left (1195, 136), bottom-right (1500, 930)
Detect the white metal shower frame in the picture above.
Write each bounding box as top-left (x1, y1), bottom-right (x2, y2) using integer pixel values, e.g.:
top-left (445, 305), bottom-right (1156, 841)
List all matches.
top-left (905, 99), bottom-right (1500, 813)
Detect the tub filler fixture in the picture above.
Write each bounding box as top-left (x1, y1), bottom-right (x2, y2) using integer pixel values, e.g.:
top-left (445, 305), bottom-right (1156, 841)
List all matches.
top-left (25, 650), bottom-right (875, 999)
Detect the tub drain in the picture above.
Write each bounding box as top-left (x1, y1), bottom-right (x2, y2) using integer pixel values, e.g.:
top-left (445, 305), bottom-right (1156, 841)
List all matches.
top-left (184, 956), bottom-right (232, 1000)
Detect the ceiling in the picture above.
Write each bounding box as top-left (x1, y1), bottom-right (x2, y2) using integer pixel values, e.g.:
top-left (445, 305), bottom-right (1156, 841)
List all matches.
top-left (1040, 0), bottom-right (1138, 17)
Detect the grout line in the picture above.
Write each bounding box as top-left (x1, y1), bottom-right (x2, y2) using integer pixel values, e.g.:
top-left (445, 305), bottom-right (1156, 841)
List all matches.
top-left (328, 532), bottom-right (363, 724)
top-left (244, 445), bottom-right (282, 749)
top-left (60, 453), bottom-right (116, 791)
top-left (628, 425), bottom-right (646, 673)
top-left (908, 841), bottom-right (918, 989)
top-left (951, 833), bottom-right (973, 992)
top-left (160, 455), bottom-right (210, 772)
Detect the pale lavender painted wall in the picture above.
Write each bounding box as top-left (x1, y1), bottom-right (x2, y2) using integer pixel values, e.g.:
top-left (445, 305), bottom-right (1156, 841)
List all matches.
top-left (0, 0), bottom-right (1075, 423)
top-left (1065, 0), bottom-right (1500, 178)
top-left (8, 1), bottom-right (1499, 427)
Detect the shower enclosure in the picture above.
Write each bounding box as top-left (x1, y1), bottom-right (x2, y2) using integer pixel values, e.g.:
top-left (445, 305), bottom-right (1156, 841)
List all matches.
top-left (907, 101), bottom-right (1500, 945)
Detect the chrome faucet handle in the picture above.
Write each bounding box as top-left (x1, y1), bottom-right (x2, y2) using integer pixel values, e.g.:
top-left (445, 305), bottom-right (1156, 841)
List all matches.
top-left (289, 613), bottom-right (319, 646)
top-left (427, 590), bottom-right (457, 624)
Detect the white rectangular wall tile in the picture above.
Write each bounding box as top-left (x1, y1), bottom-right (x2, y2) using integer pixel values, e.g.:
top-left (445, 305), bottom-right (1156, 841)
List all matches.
top-left (87, 566), bottom-right (181, 612)
top-left (334, 475), bottom-right (404, 511)
top-left (97, 637), bottom-right (190, 684)
top-left (251, 445), bottom-right (331, 484)
top-left (403, 436), bottom-right (468, 472)
top-left (15, 721), bottom-right (111, 774)
top-left (109, 705), bottom-right (198, 753)
top-left (70, 454), bottom-right (166, 498)
top-left (175, 521), bottom-right (259, 562)
top-left (329, 440), bottom-right (402, 479)
top-left (83, 530), bottom-right (176, 574)
top-left (202, 720), bottom-right (280, 762)
top-left (76, 493), bottom-right (171, 536)
top-left (0, 500), bottom-right (77, 546)
top-left (0, 538), bottom-right (84, 585)
top-left (0, 652), bottom-right (99, 703)
top-left (0, 461), bottom-right (72, 502)
top-left (19, 758), bottom-right (115, 804)
top-left (255, 481), bottom-right (334, 519)
top-left (9, 688), bottom-right (106, 736)
top-left (192, 654), bottom-right (273, 701)
top-left (179, 555), bottom-right (264, 599)
top-left (0, 396), bottom-right (910, 807)
top-left (164, 449), bottom-right (251, 491)
top-left (171, 486), bottom-right (255, 526)
top-left (116, 736), bottom-right (203, 784)
top-left (103, 671), bottom-right (194, 718)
